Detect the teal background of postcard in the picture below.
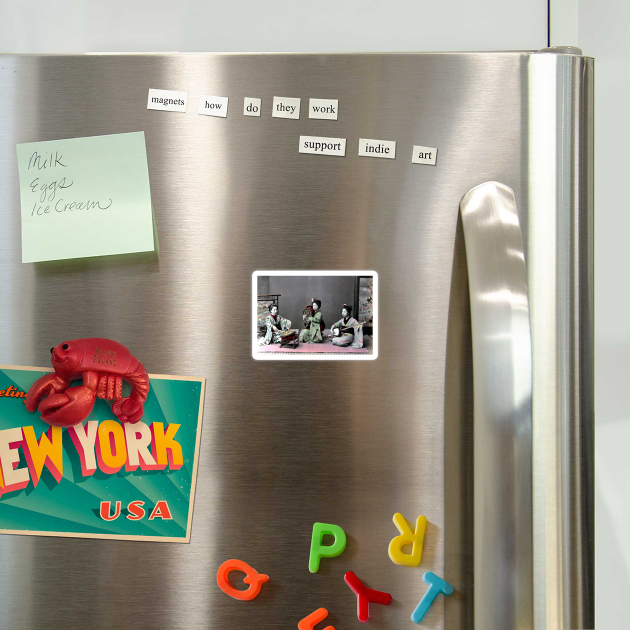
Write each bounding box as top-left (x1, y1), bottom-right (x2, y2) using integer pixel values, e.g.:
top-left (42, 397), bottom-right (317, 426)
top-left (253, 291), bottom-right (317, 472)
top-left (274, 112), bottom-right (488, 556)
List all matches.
top-left (0, 368), bottom-right (202, 540)
top-left (17, 132), bottom-right (155, 263)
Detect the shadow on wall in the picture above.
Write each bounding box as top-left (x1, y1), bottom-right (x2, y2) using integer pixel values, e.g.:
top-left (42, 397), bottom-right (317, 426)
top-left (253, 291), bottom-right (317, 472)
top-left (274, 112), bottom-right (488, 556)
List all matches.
top-left (257, 276), bottom-right (355, 330)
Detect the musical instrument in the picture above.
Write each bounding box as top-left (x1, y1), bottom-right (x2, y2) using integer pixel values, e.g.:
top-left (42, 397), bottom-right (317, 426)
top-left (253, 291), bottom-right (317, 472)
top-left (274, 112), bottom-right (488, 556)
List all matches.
top-left (278, 330), bottom-right (299, 348)
top-left (332, 322), bottom-right (363, 336)
top-left (303, 305), bottom-right (325, 333)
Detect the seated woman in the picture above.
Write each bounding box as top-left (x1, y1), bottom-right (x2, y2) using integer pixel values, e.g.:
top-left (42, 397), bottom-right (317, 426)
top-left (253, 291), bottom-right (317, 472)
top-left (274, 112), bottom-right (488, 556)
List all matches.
top-left (300, 298), bottom-right (324, 343)
top-left (331, 304), bottom-right (364, 348)
top-left (258, 304), bottom-right (291, 345)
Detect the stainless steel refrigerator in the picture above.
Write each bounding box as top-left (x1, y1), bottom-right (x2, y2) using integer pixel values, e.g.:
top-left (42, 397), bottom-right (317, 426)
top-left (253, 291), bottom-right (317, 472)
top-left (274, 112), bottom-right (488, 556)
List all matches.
top-left (0, 50), bottom-right (593, 629)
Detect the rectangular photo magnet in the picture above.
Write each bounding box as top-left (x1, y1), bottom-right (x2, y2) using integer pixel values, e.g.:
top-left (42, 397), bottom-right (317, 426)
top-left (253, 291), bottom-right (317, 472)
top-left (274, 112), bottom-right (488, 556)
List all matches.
top-left (252, 271), bottom-right (378, 361)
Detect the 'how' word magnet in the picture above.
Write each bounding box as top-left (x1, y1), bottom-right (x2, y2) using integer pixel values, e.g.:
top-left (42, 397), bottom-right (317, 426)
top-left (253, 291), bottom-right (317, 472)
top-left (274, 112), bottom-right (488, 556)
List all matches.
top-left (410, 572), bottom-right (454, 624)
top-left (388, 512), bottom-right (427, 567)
top-left (216, 559), bottom-right (269, 601)
top-left (344, 571), bottom-right (392, 622)
top-left (298, 608), bottom-right (335, 630)
top-left (309, 522), bottom-right (347, 573)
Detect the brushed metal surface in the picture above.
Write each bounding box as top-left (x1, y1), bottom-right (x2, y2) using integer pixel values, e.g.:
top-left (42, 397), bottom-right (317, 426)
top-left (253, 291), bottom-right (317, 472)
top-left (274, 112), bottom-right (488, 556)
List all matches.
top-left (527, 52), bottom-right (595, 629)
top-left (460, 182), bottom-right (533, 630)
top-left (0, 52), bottom-right (593, 629)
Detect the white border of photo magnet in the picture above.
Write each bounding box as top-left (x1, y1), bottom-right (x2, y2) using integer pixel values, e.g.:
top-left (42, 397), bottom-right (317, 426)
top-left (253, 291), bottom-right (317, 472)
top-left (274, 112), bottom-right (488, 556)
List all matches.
top-left (252, 270), bottom-right (378, 361)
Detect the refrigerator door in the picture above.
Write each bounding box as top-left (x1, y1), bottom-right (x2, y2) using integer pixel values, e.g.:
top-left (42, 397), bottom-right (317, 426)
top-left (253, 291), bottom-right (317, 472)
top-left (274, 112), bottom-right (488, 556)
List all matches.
top-left (0, 52), bottom-right (593, 629)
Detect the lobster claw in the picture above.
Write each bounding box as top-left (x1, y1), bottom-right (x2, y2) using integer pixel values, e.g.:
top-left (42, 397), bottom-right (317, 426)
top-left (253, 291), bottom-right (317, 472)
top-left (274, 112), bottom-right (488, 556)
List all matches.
top-left (37, 386), bottom-right (96, 428)
top-left (25, 373), bottom-right (67, 413)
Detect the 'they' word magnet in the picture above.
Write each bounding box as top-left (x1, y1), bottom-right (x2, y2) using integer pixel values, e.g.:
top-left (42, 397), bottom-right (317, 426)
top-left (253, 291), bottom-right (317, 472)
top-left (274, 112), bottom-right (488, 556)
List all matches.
top-left (358, 138), bottom-right (396, 159)
top-left (198, 95), bottom-right (228, 118)
top-left (272, 96), bottom-right (300, 119)
top-left (244, 97), bottom-right (261, 117)
top-left (412, 145), bottom-right (438, 165)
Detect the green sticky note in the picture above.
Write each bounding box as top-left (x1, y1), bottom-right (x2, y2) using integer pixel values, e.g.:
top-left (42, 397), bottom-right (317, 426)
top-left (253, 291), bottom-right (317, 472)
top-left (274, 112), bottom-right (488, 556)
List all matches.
top-left (16, 131), bottom-right (154, 263)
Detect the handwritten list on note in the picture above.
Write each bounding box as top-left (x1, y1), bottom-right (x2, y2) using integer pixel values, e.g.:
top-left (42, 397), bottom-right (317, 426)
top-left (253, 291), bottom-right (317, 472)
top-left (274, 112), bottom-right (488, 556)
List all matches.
top-left (16, 132), bottom-right (154, 263)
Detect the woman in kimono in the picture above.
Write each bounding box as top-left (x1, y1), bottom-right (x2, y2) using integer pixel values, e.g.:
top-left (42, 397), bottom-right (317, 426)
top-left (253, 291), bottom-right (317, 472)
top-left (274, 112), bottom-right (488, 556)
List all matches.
top-left (300, 298), bottom-right (324, 343)
top-left (331, 304), bottom-right (364, 348)
top-left (258, 304), bottom-right (291, 345)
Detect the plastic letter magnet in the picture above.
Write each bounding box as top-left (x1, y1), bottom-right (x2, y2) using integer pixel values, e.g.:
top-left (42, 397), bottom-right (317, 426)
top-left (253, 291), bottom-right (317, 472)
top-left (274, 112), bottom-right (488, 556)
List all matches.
top-left (309, 522), bottom-right (347, 573)
top-left (298, 607), bottom-right (335, 630)
top-left (216, 559), bottom-right (269, 601)
top-left (388, 512), bottom-right (427, 567)
top-left (410, 571), bottom-right (454, 623)
top-left (344, 571), bottom-right (392, 622)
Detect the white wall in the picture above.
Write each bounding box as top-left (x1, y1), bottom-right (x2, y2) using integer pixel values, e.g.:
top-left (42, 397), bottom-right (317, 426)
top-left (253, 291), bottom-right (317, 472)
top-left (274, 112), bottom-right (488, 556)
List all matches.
top-left (577, 1), bottom-right (629, 627)
top-left (0, 0), bottom-right (547, 53)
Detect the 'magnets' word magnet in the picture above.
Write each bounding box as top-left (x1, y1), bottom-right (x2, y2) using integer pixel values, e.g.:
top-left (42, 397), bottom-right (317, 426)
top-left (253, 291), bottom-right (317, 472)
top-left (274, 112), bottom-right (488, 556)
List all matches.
top-left (410, 572), bottom-right (454, 624)
top-left (298, 608), bottom-right (335, 630)
top-left (309, 522), bottom-right (347, 573)
top-left (344, 571), bottom-right (392, 622)
top-left (216, 559), bottom-right (269, 601)
top-left (388, 512), bottom-right (427, 567)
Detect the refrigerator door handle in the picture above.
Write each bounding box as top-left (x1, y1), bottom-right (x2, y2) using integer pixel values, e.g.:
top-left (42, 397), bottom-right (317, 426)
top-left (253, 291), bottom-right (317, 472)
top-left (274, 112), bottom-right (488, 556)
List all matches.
top-left (460, 181), bottom-right (533, 629)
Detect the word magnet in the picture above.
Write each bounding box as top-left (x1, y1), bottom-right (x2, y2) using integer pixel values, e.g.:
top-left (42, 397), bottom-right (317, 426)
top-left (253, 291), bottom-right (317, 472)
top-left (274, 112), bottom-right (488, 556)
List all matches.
top-left (244, 97), bottom-right (262, 117)
top-left (344, 571), bottom-right (392, 622)
top-left (272, 96), bottom-right (300, 119)
top-left (411, 572), bottom-right (454, 624)
top-left (388, 512), bottom-right (427, 566)
top-left (216, 559), bottom-right (269, 601)
top-left (411, 145), bottom-right (438, 165)
top-left (309, 522), bottom-right (346, 573)
top-left (198, 95), bottom-right (228, 118)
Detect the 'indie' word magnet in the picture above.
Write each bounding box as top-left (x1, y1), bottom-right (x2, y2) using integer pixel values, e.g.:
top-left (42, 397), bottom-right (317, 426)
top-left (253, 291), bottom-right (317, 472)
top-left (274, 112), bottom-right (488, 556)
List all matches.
top-left (298, 608), bottom-right (335, 630)
top-left (309, 522), bottom-right (347, 573)
top-left (410, 571), bottom-right (454, 623)
top-left (388, 512), bottom-right (427, 567)
top-left (216, 559), bottom-right (269, 601)
top-left (344, 571), bottom-right (392, 622)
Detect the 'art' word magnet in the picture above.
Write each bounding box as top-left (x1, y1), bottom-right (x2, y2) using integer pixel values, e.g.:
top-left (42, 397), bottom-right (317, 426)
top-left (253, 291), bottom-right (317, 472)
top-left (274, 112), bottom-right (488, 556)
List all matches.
top-left (298, 608), bottom-right (335, 630)
top-left (344, 571), bottom-right (392, 622)
top-left (388, 512), bottom-right (427, 566)
top-left (410, 572), bottom-right (454, 623)
top-left (216, 559), bottom-right (269, 601)
top-left (309, 522), bottom-right (347, 573)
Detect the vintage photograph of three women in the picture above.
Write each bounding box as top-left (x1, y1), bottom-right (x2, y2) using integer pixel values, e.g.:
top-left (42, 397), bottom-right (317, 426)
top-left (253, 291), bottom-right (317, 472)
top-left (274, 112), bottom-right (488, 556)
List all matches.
top-left (253, 272), bottom-right (377, 360)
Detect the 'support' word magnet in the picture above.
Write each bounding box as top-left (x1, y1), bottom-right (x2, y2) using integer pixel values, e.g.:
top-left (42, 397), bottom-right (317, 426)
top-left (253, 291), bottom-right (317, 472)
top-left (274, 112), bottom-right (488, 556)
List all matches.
top-left (344, 571), bottom-right (392, 622)
top-left (388, 512), bottom-right (427, 566)
top-left (309, 522), bottom-right (347, 573)
top-left (298, 608), bottom-right (335, 630)
top-left (410, 572), bottom-right (454, 623)
top-left (216, 559), bottom-right (269, 601)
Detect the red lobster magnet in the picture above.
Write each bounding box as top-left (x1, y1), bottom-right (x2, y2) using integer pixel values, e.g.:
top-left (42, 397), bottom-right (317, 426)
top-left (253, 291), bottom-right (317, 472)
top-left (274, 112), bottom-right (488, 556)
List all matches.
top-left (26, 338), bottom-right (149, 428)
